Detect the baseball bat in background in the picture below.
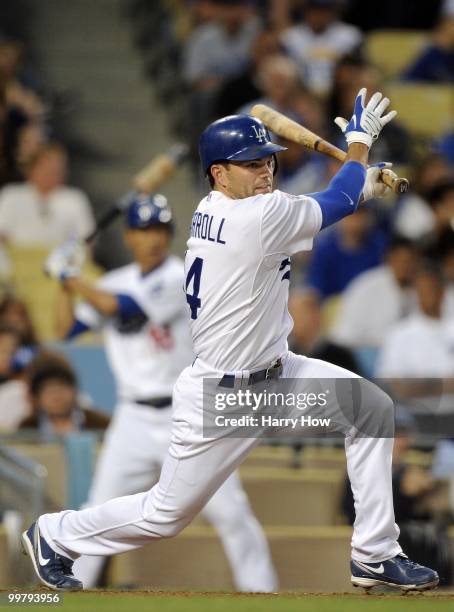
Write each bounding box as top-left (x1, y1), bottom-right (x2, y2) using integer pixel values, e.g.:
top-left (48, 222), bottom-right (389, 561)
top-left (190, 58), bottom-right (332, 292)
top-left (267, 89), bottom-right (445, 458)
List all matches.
top-left (250, 104), bottom-right (409, 195)
top-left (85, 143), bottom-right (189, 244)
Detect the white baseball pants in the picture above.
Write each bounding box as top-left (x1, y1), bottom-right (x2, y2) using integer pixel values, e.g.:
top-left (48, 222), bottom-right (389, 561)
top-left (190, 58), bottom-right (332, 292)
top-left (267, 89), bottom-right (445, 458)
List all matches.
top-left (39, 351), bottom-right (402, 582)
top-left (71, 400), bottom-right (277, 591)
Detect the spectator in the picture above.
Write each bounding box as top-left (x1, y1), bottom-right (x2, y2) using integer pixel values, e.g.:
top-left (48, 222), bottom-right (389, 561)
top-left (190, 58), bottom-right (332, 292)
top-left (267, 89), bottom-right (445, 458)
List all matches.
top-left (0, 40), bottom-right (46, 185)
top-left (305, 206), bottom-right (388, 300)
top-left (377, 264), bottom-right (454, 382)
top-left (0, 294), bottom-right (39, 347)
top-left (183, 0), bottom-right (260, 88)
top-left (0, 82), bottom-right (28, 185)
top-left (187, 0), bottom-right (225, 26)
top-left (0, 294), bottom-right (39, 370)
top-left (0, 323), bottom-right (29, 432)
top-left (445, 0), bottom-right (454, 17)
top-left (441, 240), bottom-right (454, 316)
top-left (280, 0), bottom-right (363, 96)
top-left (214, 28), bottom-right (281, 118)
top-left (237, 53), bottom-right (324, 135)
top-left (0, 143), bottom-right (95, 248)
top-left (20, 351), bottom-right (109, 436)
top-left (0, 40), bottom-right (44, 119)
top-left (183, 0), bottom-right (261, 144)
top-left (414, 179), bottom-right (454, 316)
top-left (327, 54), bottom-right (414, 164)
top-left (288, 287), bottom-right (361, 373)
top-left (420, 179), bottom-right (454, 262)
top-left (331, 237), bottom-right (419, 349)
top-left (436, 130), bottom-right (454, 165)
top-left (0, 322), bottom-right (20, 383)
top-left (393, 154), bottom-right (453, 241)
top-left (375, 263), bottom-right (454, 536)
top-left (267, 0), bottom-right (296, 31)
top-left (277, 136), bottom-right (331, 195)
top-left (403, 17), bottom-right (454, 83)
top-left (15, 121), bottom-right (46, 169)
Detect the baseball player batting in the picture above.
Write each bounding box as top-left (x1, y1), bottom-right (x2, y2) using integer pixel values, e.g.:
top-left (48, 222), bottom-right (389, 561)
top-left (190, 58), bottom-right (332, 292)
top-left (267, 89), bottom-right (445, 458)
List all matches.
top-left (40, 194), bottom-right (277, 591)
top-left (22, 88), bottom-right (438, 592)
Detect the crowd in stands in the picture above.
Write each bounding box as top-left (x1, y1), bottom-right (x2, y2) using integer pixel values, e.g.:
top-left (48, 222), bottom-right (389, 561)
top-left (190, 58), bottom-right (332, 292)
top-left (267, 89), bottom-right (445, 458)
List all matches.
top-left (0, 9), bottom-right (100, 440)
top-left (0, 293), bottom-right (108, 437)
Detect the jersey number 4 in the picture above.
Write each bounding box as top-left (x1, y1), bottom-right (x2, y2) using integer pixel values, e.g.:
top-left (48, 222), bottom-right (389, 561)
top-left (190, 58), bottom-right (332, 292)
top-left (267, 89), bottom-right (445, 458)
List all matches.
top-left (185, 257), bottom-right (203, 319)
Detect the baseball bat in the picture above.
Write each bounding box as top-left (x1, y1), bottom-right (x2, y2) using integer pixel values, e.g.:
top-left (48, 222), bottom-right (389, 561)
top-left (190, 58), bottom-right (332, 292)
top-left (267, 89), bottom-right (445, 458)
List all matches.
top-left (250, 104), bottom-right (409, 195)
top-left (85, 143), bottom-right (189, 244)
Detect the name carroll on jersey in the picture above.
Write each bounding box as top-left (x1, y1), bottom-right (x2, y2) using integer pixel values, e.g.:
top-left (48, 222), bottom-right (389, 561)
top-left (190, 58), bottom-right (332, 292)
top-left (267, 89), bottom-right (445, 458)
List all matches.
top-left (190, 211), bottom-right (226, 244)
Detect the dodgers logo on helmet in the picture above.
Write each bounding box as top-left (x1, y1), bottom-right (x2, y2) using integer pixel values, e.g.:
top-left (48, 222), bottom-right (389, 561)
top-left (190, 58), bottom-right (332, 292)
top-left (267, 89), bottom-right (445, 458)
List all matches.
top-left (251, 125), bottom-right (267, 143)
top-left (126, 193), bottom-right (174, 231)
top-left (199, 114), bottom-right (287, 174)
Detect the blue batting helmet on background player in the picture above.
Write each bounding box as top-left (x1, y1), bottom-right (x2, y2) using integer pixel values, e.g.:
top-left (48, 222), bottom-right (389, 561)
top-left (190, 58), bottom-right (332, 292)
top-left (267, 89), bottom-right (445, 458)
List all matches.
top-left (199, 115), bottom-right (287, 176)
top-left (125, 193), bottom-right (174, 233)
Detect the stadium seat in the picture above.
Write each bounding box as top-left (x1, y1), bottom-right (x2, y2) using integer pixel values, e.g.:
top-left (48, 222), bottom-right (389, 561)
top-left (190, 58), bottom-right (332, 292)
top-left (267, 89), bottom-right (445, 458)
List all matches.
top-left (384, 83), bottom-right (454, 138)
top-left (6, 439), bottom-right (100, 510)
top-left (238, 466), bottom-right (345, 526)
top-left (9, 443), bottom-right (66, 510)
top-left (7, 246), bottom-right (102, 342)
top-left (242, 446), bottom-right (300, 469)
top-left (301, 446), bottom-right (346, 470)
top-left (53, 343), bottom-right (116, 413)
top-left (366, 30), bottom-right (428, 80)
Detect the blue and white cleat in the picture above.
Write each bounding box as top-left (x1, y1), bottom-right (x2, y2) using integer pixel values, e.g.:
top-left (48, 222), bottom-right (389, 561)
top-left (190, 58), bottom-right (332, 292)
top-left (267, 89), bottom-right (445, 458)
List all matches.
top-left (21, 522), bottom-right (82, 591)
top-left (351, 554), bottom-right (439, 592)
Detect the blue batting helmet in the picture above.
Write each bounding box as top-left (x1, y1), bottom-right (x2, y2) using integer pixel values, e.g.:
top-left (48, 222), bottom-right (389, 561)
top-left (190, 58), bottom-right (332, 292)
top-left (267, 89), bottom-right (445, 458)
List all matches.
top-left (126, 193), bottom-right (174, 232)
top-left (199, 114), bottom-right (287, 175)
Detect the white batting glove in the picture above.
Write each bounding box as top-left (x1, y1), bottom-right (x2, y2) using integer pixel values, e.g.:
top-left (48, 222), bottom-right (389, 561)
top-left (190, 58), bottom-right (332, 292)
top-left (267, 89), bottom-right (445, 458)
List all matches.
top-left (44, 238), bottom-right (85, 282)
top-left (362, 162), bottom-right (393, 201)
top-left (334, 88), bottom-right (397, 148)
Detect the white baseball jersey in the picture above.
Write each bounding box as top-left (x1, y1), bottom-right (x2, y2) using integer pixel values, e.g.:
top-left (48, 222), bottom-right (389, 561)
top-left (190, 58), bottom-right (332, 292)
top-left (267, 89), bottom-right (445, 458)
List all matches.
top-left (75, 256), bottom-right (194, 400)
top-left (185, 189), bottom-right (322, 371)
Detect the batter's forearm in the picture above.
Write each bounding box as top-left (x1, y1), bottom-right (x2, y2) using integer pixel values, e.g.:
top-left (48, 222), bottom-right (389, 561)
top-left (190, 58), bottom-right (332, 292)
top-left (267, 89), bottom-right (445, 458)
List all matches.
top-left (63, 277), bottom-right (119, 317)
top-left (345, 142), bottom-right (369, 167)
top-left (346, 143), bottom-right (369, 205)
top-left (310, 160), bottom-right (366, 230)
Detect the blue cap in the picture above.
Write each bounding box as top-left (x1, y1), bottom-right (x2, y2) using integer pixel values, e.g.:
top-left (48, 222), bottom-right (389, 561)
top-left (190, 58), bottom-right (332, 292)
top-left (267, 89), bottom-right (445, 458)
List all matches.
top-left (199, 114), bottom-right (287, 175)
top-left (126, 193), bottom-right (173, 231)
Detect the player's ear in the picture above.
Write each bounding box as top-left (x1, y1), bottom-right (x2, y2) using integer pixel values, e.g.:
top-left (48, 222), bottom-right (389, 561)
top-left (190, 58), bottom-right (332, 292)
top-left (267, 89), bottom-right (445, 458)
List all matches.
top-left (210, 163), bottom-right (227, 189)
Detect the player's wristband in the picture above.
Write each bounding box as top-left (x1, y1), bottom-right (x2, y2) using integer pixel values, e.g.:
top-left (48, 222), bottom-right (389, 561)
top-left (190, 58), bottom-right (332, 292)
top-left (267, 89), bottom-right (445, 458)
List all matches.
top-left (345, 131), bottom-right (373, 148)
